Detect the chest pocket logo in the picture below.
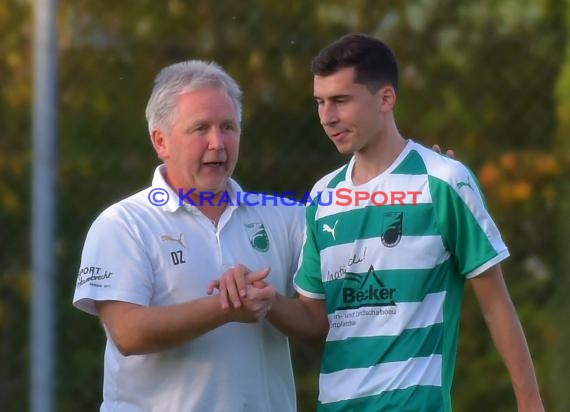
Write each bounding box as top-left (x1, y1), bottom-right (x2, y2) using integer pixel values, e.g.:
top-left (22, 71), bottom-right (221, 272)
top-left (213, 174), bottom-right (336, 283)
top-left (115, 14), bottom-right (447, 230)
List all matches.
top-left (381, 212), bottom-right (403, 248)
top-left (245, 223), bottom-right (269, 252)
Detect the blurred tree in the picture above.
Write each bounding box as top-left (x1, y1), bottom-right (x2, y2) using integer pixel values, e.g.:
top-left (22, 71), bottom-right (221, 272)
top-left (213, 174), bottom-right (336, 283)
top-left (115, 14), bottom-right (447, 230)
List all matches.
top-left (0, 0), bottom-right (32, 410)
top-left (550, 1), bottom-right (570, 410)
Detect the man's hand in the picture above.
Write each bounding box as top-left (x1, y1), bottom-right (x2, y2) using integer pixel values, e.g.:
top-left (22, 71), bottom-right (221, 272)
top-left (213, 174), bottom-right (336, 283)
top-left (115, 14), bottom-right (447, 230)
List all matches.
top-left (432, 143), bottom-right (455, 158)
top-left (207, 264), bottom-right (275, 321)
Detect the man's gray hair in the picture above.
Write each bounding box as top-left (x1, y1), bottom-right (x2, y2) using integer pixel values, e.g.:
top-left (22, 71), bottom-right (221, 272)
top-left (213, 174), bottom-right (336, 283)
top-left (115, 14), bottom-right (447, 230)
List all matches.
top-left (145, 60), bottom-right (243, 136)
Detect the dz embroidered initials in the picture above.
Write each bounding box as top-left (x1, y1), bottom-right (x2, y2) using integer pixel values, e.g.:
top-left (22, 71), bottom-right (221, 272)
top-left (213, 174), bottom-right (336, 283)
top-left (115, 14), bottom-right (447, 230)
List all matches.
top-left (170, 250), bottom-right (186, 265)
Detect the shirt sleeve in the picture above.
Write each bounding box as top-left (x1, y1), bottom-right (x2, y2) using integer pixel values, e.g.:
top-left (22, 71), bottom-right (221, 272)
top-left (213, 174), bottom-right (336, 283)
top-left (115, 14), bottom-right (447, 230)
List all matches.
top-left (284, 205), bottom-right (306, 297)
top-left (429, 164), bottom-right (509, 279)
top-left (73, 205), bottom-right (154, 315)
top-left (293, 202), bottom-right (326, 299)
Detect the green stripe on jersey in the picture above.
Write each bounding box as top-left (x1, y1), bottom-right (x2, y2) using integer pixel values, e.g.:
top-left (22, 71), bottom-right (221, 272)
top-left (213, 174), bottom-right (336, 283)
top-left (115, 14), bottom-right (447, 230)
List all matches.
top-left (391, 149), bottom-right (428, 175)
top-left (428, 175), bottom-right (498, 275)
top-left (327, 165), bottom-right (349, 189)
top-left (323, 262), bottom-right (457, 313)
top-left (440, 264), bottom-right (466, 401)
top-left (321, 323), bottom-right (443, 373)
top-left (318, 385), bottom-right (449, 412)
top-left (294, 203), bottom-right (325, 295)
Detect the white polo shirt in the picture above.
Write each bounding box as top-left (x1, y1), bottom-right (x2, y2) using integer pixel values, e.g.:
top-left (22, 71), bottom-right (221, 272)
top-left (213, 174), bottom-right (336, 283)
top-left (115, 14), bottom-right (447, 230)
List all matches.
top-left (73, 165), bottom-right (305, 412)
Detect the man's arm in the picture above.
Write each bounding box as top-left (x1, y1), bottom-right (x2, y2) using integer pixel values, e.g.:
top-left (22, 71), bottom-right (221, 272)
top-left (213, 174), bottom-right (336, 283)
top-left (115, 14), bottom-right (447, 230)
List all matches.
top-left (470, 264), bottom-right (544, 412)
top-left (96, 268), bottom-right (274, 356)
top-left (266, 293), bottom-right (329, 345)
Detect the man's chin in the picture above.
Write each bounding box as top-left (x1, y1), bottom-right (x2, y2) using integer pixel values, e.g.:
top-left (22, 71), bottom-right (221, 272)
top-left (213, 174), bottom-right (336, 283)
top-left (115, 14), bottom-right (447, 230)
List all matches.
top-left (334, 143), bottom-right (353, 155)
top-left (201, 182), bottom-right (230, 196)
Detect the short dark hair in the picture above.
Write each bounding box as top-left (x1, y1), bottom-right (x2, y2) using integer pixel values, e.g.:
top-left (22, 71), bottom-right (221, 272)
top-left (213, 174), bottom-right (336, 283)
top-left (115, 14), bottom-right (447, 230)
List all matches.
top-left (311, 33), bottom-right (399, 94)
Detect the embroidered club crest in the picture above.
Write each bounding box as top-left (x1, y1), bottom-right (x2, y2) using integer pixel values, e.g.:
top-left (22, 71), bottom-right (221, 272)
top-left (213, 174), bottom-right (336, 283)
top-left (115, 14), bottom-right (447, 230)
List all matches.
top-left (245, 222), bottom-right (269, 252)
top-left (381, 212), bottom-right (403, 248)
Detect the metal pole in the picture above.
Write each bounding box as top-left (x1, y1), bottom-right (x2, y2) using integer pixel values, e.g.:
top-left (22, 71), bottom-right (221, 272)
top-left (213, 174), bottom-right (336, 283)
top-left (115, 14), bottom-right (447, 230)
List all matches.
top-left (31, 0), bottom-right (58, 411)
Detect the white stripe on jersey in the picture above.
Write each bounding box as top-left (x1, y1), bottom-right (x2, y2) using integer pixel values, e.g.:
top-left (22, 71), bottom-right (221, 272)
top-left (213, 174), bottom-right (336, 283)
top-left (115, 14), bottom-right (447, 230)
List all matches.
top-left (321, 236), bottom-right (450, 277)
top-left (327, 291), bottom-right (445, 341)
top-left (314, 174), bottom-right (433, 220)
top-left (318, 354), bottom-right (442, 404)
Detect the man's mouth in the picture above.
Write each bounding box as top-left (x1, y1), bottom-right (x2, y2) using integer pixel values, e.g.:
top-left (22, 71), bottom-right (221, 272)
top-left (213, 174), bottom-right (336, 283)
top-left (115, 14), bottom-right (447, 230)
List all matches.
top-left (203, 161), bottom-right (224, 167)
top-left (330, 131), bottom-right (347, 140)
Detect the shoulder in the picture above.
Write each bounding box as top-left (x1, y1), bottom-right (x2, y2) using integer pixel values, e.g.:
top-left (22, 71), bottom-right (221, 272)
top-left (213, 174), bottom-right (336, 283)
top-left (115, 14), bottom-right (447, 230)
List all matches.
top-left (310, 162), bottom-right (350, 195)
top-left (89, 187), bottom-right (157, 232)
top-left (409, 142), bottom-right (475, 187)
top-left (408, 142), bottom-right (488, 211)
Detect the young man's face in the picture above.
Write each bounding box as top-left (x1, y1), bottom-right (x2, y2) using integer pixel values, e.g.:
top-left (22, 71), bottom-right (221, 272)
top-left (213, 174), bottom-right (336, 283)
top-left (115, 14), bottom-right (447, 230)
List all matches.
top-left (152, 88), bottom-right (241, 196)
top-left (314, 67), bottom-right (385, 155)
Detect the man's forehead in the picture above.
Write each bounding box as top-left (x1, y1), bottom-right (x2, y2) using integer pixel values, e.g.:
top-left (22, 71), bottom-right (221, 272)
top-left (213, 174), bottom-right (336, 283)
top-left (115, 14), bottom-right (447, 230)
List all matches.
top-left (313, 68), bottom-right (366, 97)
top-left (177, 89), bottom-right (234, 109)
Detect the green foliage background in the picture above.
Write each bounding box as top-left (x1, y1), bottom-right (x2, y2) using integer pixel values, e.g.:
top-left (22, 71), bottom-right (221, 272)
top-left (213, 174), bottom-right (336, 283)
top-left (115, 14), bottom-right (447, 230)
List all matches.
top-left (1, 0), bottom-right (569, 410)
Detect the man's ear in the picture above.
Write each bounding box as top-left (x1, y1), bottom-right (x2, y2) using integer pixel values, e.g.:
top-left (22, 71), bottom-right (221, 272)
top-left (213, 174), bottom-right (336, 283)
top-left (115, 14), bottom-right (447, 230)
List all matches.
top-left (378, 86), bottom-right (396, 112)
top-left (151, 129), bottom-right (168, 160)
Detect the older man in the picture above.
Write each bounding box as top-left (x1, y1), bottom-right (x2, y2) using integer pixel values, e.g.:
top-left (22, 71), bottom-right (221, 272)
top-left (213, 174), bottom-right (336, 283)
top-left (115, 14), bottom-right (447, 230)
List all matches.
top-left (73, 60), bottom-right (304, 412)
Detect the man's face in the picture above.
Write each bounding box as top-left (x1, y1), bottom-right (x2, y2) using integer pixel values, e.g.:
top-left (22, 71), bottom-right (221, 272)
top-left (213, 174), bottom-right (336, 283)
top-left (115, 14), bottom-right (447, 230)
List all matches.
top-left (153, 88), bottom-right (240, 195)
top-left (314, 67), bottom-right (384, 155)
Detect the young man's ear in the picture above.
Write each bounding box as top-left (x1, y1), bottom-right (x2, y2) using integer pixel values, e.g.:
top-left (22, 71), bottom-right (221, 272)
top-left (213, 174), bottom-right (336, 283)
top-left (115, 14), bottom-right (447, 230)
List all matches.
top-left (151, 129), bottom-right (168, 160)
top-left (378, 86), bottom-right (396, 112)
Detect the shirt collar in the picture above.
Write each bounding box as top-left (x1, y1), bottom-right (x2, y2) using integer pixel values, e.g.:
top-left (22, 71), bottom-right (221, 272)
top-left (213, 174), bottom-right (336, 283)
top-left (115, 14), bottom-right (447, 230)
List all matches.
top-left (151, 164), bottom-right (244, 213)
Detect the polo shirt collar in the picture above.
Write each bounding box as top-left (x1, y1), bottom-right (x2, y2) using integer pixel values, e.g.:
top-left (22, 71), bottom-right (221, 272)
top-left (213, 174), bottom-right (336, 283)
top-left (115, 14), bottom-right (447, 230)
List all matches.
top-left (150, 164), bottom-right (244, 213)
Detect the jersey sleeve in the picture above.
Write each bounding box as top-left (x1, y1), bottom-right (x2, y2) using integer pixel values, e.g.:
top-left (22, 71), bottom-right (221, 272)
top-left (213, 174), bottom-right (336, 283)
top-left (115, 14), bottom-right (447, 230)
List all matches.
top-left (73, 206), bottom-right (154, 315)
top-left (284, 205), bottom-right (306, 297)
top-left (429, 164), bottom-right (509, 278)
top-left (293, 202), bottom-right (326, 299)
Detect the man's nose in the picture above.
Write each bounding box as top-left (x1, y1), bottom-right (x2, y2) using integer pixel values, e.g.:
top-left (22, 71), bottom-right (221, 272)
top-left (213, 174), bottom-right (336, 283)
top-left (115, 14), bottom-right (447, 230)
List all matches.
top-left (320, 102), bottom-right (339, 127)
top-left (208, 128), bottom-right (225, 150)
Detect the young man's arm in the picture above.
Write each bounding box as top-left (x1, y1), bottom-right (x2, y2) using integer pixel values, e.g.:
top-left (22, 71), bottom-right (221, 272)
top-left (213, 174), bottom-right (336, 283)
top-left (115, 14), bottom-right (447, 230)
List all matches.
top-left (469, 264), bottom-right (545, 412)
top-left (265, 293), bottom-right (329, 344)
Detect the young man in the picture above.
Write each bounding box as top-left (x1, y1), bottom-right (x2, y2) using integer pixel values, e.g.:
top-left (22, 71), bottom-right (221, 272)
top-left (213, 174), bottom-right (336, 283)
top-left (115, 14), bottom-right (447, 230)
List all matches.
top-left (73, 60), bottom-right (304, 411)
top-left (219, 34), bottom-right (544, 411)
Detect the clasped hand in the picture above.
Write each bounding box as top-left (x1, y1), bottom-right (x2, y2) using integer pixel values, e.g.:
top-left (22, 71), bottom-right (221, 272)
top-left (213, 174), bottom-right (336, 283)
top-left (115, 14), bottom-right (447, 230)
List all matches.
top-left (207, 264), bottom-right (275, 322)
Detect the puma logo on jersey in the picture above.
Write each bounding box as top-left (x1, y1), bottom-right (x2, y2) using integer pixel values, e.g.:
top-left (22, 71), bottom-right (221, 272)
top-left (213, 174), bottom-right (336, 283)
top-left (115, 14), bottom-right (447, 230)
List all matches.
top-left (456, 176), bottom-right (473, 191)
top-left (323, 220), bottom-right (339, 240)
top-left (161, 233), bottom-right (185, 248)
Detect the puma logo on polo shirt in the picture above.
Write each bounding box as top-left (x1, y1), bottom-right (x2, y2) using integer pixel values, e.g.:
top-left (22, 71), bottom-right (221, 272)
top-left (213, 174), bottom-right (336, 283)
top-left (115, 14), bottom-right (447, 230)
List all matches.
top-left (161, 233), bottom-right (186, 248)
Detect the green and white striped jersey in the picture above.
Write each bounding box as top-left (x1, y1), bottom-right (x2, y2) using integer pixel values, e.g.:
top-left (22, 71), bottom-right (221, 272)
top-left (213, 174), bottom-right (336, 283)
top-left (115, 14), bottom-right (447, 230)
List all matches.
top-left (294, 140), bottom-right (509, 412)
